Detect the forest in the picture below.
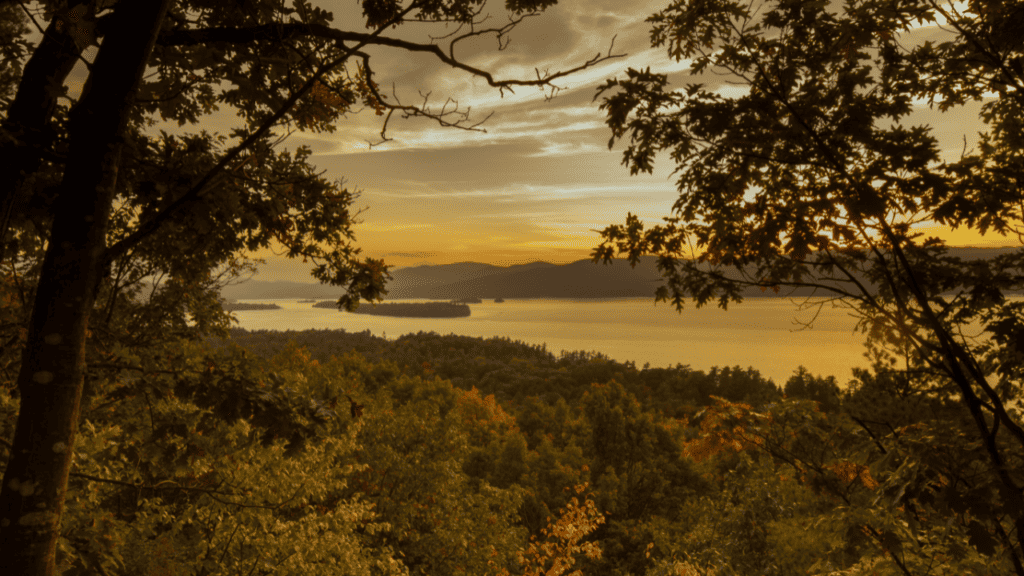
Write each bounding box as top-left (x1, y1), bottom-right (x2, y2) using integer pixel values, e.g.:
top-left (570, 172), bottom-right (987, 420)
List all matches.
top-left (2, 0), bottom-right (1023, 573)
top-left (1, 308), bottom-right (1009, 575)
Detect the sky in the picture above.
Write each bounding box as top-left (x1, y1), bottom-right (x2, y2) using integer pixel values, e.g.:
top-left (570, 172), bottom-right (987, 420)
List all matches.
top-left (48, 0), bottom-right (1019, 282)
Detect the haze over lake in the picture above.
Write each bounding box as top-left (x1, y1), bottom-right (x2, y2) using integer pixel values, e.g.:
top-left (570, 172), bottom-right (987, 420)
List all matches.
top-left (226, 297), bottom-right (872, 385)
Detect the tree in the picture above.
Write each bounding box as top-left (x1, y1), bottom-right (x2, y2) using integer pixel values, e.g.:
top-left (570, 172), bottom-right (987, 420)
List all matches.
top-left (348, 376), bottom-right (528, 576)
top-left (579, 380), bottom-right (702, 575)
top-left (0, 0), bottom-right (622, 573)
top-left (592, 0), bottom-right (1024, 572)
top-left (784, 366), bottom-right (841, 413)
top-left (499, 483), bottom-right (605, 576)
top-left (34, 338), bottom-right (401, 575)
top-left (1, 4), bottom-right (175, 575)
top-left (581, 381), bottom-right (692, 522)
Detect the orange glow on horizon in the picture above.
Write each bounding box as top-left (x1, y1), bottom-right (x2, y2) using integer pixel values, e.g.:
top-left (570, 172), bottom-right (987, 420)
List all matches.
top-left (246, 222), bottom-right (1020, 281)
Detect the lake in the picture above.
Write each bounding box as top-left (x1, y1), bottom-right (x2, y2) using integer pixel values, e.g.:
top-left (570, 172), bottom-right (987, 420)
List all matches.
top-left (224, 297), bottom-right (873, 385)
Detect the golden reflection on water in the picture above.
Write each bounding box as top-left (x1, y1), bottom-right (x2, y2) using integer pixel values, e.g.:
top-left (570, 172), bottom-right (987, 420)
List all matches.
top-left (230, 297), bottom-right (877, 386)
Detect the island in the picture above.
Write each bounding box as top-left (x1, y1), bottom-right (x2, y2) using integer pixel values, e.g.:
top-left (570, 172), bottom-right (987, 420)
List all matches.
top-left (222, 302), bottom-right (281, 311)
top-left (297, 299), bottom-right (317, 303)
top-left (313, 300), bottom-right (470, 318)
top-left (494, 297), bottom-right (505, 303)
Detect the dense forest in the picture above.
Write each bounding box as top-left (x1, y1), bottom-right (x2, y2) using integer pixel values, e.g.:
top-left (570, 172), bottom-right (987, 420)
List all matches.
top-left (198, 329), bottom-right (1021, 575)
top-left (1, 309), bottom-right (1014, 574)
top-left (4, 307), bottom-right (1004, 575)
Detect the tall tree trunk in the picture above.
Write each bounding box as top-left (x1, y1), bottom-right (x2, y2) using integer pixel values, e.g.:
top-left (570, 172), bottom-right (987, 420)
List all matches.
top-left (0, 1), bottom-right (171, 574)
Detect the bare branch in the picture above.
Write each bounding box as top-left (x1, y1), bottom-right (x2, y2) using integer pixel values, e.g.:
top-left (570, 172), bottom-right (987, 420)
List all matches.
top-left (155, 21), bottom-right (626, 92)
top-left (360, 56), bottom-right (495, 148)
top-left (106, 14), bottom-right (622, 270)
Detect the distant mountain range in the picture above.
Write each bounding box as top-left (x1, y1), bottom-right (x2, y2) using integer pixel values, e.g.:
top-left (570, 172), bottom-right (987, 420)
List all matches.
top-left (216, 247), bottom-right (1020, 301)
top-left (219, 257), bottom-right (666, 301)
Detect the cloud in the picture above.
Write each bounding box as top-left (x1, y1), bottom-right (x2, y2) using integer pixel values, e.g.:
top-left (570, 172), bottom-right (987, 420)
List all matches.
top-left (30, 0), bottom-right (1000, 271)
top-left (525, 141), bottom-right (607, 157)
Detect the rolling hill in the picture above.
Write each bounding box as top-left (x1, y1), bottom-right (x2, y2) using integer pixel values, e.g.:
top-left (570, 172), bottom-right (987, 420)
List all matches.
top-left (215, 248), bottom-right (1021, 301)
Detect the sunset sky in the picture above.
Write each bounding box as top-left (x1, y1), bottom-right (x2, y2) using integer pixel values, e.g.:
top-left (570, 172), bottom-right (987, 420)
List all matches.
top-left (53, 0), bottom-right (1018, 281)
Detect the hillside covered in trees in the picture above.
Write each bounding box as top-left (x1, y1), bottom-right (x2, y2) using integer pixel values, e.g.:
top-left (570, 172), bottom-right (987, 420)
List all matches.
top-left (1, 313), bottom-right (1012, 574)
top-left (192, 326), bottom-right (1004, 574)
top-left (217, 248), bottom-right (1022, 302)
top-left (222, 302), bottom-right (282, 311)
top-left (2, 322), bottom-right (988, 575)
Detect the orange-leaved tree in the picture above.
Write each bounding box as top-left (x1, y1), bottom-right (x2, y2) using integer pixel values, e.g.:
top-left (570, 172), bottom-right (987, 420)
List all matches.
top-left (502, 483), bottom-right (605, 576)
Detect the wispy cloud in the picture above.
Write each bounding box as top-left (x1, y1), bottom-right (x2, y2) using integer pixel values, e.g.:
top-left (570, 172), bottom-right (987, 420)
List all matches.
top-left (42, 0), bottom-right (1003, 274)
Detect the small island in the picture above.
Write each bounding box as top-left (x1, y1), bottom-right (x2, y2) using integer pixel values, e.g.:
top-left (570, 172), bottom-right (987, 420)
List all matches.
top-left (297, 299), bottom-right (317, 303)
top-left (494, 297), bottom-right (505, 303)
top-left (313, 300), bottom-right (470, 318)
top-left (222, 302), bottom-right (281, 311)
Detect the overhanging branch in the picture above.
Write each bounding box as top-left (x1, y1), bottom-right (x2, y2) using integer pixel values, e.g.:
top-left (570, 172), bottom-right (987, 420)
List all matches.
top-left (105, 15), bottom-right (623, 270)
top-left (101, 7), bottom-right (421, 268)
top-left (155, 21), bottom-right (625, 94)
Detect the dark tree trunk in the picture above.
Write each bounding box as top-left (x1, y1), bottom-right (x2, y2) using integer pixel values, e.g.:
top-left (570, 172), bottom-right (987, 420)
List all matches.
top-left (0, 1), bottom-right (171, 574)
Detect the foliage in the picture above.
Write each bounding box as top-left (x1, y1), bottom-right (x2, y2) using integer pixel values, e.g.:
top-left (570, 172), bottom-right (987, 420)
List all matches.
top-left (18, 295), bottom-right (1024, 575)
top-left (592, 0), bottom-right (1024, 572)
top-left (202, 328), bottom-right (797, 574)
top-left (0, 0), bottom-right (624, 571)
top-left (7, 2), bottom-right (1023, 572)
top-left (677, 392), bottom-right (1022, 574)
top-left (0, 334), bottom-right (403, 575)
top-left (347, 374), bottom-right (528, 576)
top-left (207, 328), bottom-right (783, 414)
top-left (501, 483), bottom-right (605, 576)
top-left (582, 380), bottom-right (700, 520)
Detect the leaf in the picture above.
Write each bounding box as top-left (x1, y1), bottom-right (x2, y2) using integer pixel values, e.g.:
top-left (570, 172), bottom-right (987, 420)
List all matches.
top-left (55, 3), bottom-right (97, 49)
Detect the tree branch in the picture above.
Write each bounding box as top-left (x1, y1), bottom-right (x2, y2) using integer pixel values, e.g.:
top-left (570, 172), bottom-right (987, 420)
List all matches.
top-left (105, 15), bottom-right (622, 272)
top-left (101, 8), bottom-right (415, 268)
top-left (155, 21), bottom-right (625, 94)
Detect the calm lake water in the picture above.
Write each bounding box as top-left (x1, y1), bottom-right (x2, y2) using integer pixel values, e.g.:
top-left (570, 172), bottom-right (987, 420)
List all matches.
top-left (226, 297), bottom-right (874, 385)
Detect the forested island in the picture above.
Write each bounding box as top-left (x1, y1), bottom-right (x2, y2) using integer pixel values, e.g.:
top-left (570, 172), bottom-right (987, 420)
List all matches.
top-left (222, 302), bottom-right (281, 311)
top-left (312, 300), bottom-right (471, 317)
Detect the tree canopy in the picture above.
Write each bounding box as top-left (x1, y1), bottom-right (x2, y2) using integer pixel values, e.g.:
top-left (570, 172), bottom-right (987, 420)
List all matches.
top-left (0, 0), bottom-right (621, 573)
top-left (592, 0), bottom-right (1024, 572)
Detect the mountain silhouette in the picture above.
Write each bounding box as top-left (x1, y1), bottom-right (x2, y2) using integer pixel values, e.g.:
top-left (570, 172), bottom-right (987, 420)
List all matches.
top-left (215, 247), bottom-right (1021, 301)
